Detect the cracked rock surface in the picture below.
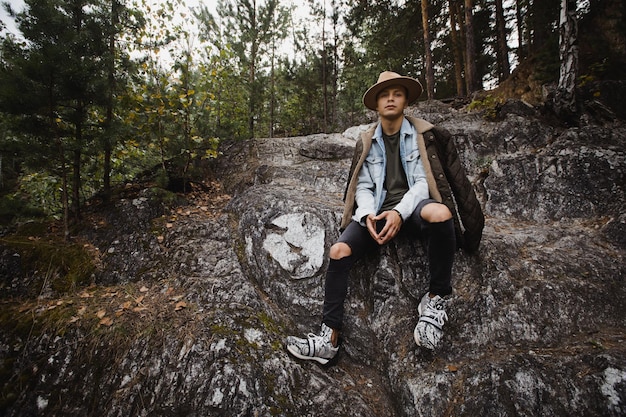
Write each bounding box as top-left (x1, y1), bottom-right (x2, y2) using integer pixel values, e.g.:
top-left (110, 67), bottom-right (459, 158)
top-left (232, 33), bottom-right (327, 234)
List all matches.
top-left (1, 101), bottom-right (624, 416)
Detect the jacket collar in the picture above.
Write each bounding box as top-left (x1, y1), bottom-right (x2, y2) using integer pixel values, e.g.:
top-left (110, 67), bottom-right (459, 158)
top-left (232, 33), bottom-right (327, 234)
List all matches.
top-left (358, 116), bottom-right (434, 153)
top-left (405, 115), bottom-right (434, 134)
top-left (371, 116), bottom-right (434, 142)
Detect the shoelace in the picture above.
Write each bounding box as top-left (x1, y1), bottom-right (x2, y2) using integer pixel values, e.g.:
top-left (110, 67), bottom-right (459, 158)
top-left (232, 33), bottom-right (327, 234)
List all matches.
top-left (424, 303), bottom-right (448, 327)
top-left (305, 333), bottom-right (330, 356)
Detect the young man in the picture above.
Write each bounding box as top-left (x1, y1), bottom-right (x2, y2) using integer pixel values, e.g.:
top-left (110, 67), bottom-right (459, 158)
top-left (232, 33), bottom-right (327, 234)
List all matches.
top-left (286, 71), bottom-right (484, 364)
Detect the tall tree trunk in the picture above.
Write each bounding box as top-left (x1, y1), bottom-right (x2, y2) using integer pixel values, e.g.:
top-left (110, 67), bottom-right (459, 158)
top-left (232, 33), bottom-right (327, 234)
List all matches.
top-left (71, 1), bottom-right (83, 222)
top-left (495, 0), bottom-right (510, 81)
top-left (72, 112), bottom-right (82, 222)
top-left (523, 0), bottom-right (533, 55)
top-left (464, 0), bottom-right (479, 93)
top-left (103, 0), bottom-right (119, 203)
top-left (49, 82), bottom-right (69, 240)
top-left (449, 0), bottom-right (465, 96)
top-left (248, 0), bottom-right (257, 139)
top-left (61, 151), bottom-right (69, 241)
top-left (555, 0), bottom-right (578, 122)
top-left (515, 0), bottom-right (527, 59)
top-left (331, 1), bottom-right (339, 130)
top-left (421, 0), bottom-right (435, 99)
top-left (321, 0), bottom-right (328, 133)
top-left (270, 38), bottom-right (275, 138)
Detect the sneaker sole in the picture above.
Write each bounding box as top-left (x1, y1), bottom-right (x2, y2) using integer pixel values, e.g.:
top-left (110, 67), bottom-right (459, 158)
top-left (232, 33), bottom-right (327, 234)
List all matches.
top-left (286, 345), bottom-right (333, 365)
top-left (416, 296), bottom-right (425, 347)
top-left (413, 325), bottom-right (433, 349)
top-left (415, 296), bottom-right (434, 349)
top-left (413, 325), bottom-right (423, 348)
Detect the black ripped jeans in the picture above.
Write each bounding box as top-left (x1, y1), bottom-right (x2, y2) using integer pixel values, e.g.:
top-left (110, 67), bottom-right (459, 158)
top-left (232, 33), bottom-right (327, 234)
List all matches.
top-left (322, 199), bottom-right (456, 331)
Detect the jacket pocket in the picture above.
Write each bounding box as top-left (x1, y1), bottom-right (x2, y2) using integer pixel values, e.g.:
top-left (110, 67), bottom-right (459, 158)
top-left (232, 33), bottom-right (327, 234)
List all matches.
top-left (405, 149), bottom-right (423, 184)
top-left (365, 155), bottom-right (384, 180)
top-left (405, 149), bottom-right (420, 162)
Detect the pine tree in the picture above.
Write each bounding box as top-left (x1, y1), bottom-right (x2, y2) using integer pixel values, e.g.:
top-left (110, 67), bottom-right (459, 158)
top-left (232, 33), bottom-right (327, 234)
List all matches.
top-left (215, 0), bottom-right (289, 139)
top-left (0, 0), bottom-right (111, 235)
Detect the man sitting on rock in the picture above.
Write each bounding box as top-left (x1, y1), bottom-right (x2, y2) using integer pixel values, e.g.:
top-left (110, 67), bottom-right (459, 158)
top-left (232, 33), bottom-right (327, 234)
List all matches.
top-left (286, 71), bottom-right (484, 364)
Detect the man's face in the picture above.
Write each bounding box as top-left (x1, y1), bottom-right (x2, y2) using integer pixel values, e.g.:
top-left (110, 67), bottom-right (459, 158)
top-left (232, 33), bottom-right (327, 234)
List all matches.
top-left (376, 85), bottom-right (408, 118)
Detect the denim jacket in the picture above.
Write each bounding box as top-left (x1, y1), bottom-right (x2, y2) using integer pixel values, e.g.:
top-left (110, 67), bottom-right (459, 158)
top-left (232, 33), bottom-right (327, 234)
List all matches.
top-left (354, 118), bottom-right (429, 224)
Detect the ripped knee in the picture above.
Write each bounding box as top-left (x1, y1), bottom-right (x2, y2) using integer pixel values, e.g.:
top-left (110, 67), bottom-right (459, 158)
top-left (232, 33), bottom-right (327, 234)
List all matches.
top-left (329, 242), bottom-right (352, 260)
top-left (421, 203), bottom-right (453, 223)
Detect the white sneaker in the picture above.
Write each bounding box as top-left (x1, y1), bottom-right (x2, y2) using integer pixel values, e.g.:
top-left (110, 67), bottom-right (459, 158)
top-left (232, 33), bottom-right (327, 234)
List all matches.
top-left (414, 293), bottom-right (448, 350)
top-left (286, 323), bottom-right (338, 365)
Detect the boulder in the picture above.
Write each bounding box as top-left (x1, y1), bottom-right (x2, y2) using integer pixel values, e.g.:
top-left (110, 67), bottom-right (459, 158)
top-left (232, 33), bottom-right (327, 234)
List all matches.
top-left (1, 101), bottom-right (624, 417)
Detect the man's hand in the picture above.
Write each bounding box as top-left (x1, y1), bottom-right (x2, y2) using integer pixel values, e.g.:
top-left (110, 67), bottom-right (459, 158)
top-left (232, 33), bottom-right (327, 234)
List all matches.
top-left (365, 210), bottom-right (403, 245)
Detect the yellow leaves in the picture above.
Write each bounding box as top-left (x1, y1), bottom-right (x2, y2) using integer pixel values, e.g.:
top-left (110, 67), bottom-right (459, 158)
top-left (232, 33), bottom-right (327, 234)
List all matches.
top-left (205, 148), bottom-right (219, 159)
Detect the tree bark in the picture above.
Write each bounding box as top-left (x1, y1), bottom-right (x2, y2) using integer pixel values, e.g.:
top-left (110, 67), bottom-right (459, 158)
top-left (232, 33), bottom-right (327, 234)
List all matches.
top-left (464, 0), bottom-right (479, 93)
top-left (515, 0), bottom-right (527, 59)
top-left (321, 0), bottom-right (328, 133)
top-left (103, 0), bottom-right (119, 203)
top-left (555, 0), bottom-right (578, 122)
top-left (449, 0), bottom-right (465, 96)
top-left (248, 0), bottom-right (257, 139)
top-left (495, 0), bottom-right (510, 81)
top-left (421, 0), bottom-right (435, 99)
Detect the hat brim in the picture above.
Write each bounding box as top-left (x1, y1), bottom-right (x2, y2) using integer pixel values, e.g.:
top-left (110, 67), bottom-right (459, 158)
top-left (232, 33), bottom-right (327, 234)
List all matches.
top-left (362, 77), bottom-right (423, 111)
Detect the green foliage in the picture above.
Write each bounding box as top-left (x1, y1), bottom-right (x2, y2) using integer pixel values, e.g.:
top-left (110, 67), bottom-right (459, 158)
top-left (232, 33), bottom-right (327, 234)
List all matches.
top-left (0, 193), bottom-right (45, 225)
top-left (0, 0), bottom-right (615, 229)
top-left (19, 171), bottom-right (63, 212)
top-left (468, 94), bottom-right (502, 120)
top-left (344, 0), bottom-right (423, 73)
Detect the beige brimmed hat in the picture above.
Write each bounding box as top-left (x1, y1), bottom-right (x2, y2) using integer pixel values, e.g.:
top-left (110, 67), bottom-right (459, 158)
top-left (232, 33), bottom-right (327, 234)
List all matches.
top-left (362, 71), bottom-right (423, 110)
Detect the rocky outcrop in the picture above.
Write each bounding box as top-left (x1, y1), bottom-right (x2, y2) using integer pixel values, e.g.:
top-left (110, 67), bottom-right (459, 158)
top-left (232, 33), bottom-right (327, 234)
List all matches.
top-left (1, 101), bottom-right (624, 416)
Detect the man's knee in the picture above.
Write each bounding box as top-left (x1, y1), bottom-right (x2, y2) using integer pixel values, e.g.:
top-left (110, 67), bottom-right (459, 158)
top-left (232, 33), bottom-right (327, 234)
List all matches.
top-left (329, 242), bottom-right (352, 260)
top-left (420, 203), bottom-right (453, 223)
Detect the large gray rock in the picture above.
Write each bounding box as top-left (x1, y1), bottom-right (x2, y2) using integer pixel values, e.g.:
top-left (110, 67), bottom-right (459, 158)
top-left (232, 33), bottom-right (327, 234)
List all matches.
top-left (1, 101), bottom-right (624, 416)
